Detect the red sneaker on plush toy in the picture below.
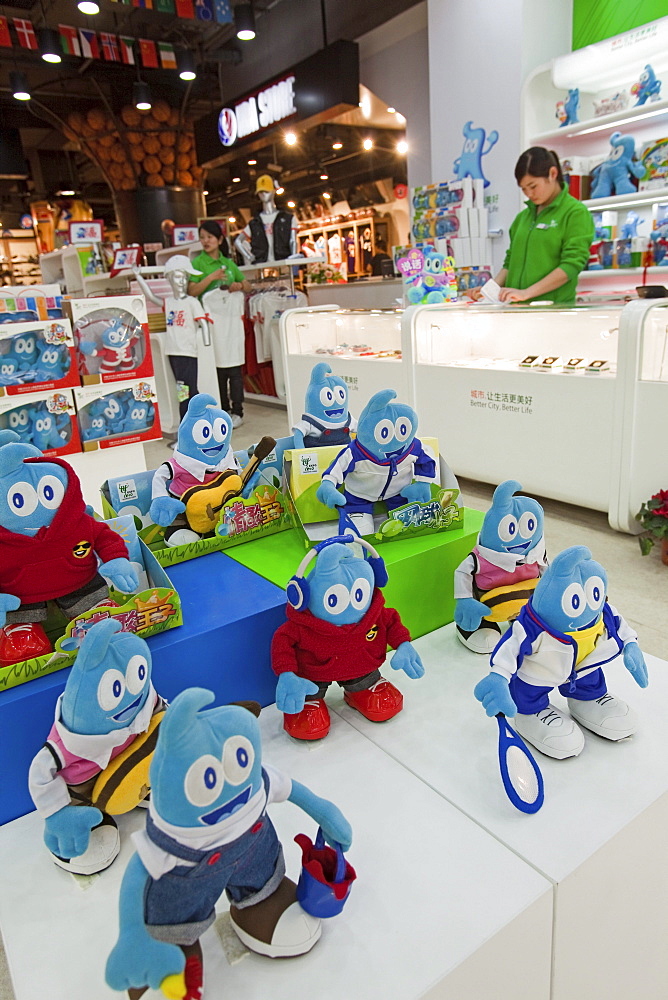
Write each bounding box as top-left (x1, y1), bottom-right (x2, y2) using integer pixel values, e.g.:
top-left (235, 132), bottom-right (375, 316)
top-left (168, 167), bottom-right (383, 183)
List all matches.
top-left (0, 430), bottom-right (138, 666)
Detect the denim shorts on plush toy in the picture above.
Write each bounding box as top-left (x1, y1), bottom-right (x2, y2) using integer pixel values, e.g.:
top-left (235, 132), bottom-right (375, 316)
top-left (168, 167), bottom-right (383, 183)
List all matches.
top-left (509, 668), bottom-right (608, 714)
top-left (143, 813), bottom-right (285, 945)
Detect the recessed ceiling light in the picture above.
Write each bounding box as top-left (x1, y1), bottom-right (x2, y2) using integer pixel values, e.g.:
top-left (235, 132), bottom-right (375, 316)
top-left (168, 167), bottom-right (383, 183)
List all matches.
top-left (332, 141), bottom-right (342, 150)
top-left (276, 186), bottom-right (285, 194)
top-left (78, 0), bottom-right (100, 13)
top-left (397, 140), bottom-right (409, 155)
top-left (323, 192), bottom-right (331, 199)
top-left (229, 216), bottom-right (236, 223)
top-left (320, 171), bottom-right (329, 180)
top-left (248, 158), bottom-right (257, 165)
top-left (363, 138), bottom-right (373, 151)
top-left (284, 132), bottom-right (297, 145)
top-left (287, 200), bottom-right (295, 208)
top-left (232, 176), bottom-right (241, 183)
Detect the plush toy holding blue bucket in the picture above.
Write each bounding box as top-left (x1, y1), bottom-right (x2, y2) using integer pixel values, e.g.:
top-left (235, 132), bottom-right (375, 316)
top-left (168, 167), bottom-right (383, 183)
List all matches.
top-left (295, 827), bottom-right (357, 917)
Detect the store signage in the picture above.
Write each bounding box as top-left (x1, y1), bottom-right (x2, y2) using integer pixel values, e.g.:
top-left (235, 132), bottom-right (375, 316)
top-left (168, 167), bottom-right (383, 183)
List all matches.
top-left (68, 220), bottom-right (104, 244)
top-left (218, 76), bottom-right (297, 147)
top-left (172, 225), bottom-right (199, 245)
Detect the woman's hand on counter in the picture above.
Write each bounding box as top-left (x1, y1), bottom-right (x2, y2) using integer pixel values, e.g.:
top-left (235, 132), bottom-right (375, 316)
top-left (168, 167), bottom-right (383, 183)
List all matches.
top-left (498, 287), bottom-right (531, 303)
top-left (465, 287), bottom-right (483, 301)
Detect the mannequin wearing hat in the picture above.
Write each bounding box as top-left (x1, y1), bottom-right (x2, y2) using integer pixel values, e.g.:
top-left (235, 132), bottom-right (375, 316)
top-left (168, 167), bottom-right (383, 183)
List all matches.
top-left (133, 257), bottom-right (212, 420)
top-left (235, 174), bottom-right (299, 264)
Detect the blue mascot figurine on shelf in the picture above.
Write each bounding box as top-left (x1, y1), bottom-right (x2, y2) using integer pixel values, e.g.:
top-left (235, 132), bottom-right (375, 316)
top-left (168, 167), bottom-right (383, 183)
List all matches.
top-left (292, 362), bottom-right (357, 449)
top-left (454, 480), bottom-right (547, 654)
top-left (10, 330), bottom-right (39, 372)
top-left (33, 342), bottom-right (68, 382)
top-left (474, 545), bottom-right (648, 760)
top-left (82, 405), bottom-right (109, 442)
top-left (0, 355), bottom-right (25, 385)
top-left (6, 404), bottom-right (35, 442)
top-left (590, 132), bottom-right (645, 198)
top-left (28, 619), bottom-right (166, 876)
top-left (0, 431), bottom-right (138, 667)
top-left (556, 88), bottom-right (579, 126)
top-left (632, 64), bottom-right (661, 106)
top-left (272, 533), bottom-right (424, 740)
top-left (405, 250), bottom-right (452, 304)
top-left (79, 317), bottom-right (138, 377)
top-left (123, 399), bottom-right (154, 434)
top-left (105, 688), bottom-right (353, 1000)
top-left (621, 210), bottom-right (643, 239)
top-left (30, 405), bottom-right (66, 452)
top-left (453, 121), bottom-right (499, 188)
top-left (317, 389), bottom-right (436, 537)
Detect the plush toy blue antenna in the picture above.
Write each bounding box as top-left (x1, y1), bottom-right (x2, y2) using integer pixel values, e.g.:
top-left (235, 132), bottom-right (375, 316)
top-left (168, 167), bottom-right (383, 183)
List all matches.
top-left (293, 363), bottom-right (353, 449)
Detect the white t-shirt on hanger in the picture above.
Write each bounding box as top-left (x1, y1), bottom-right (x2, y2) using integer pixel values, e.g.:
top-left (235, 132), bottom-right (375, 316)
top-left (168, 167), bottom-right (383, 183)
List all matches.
top-left (163, 295), bottom-right (206, 357)
top-left (202, 288), bottom-right (246, 368)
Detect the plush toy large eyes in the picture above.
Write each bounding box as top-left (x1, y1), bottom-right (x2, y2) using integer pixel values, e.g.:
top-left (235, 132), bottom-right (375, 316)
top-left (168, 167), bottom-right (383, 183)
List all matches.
top-left (374, 418), bottom-right (394, 444)
top-left (518, 511), bottom-right (538, 539)
top-left (212, 417), bottom-right (228, 442)
top-left (92, 417), bottom-right (104, 430)
top-left (35, 418), bottom-right (48, 433)
top-left (10, 411), bottom-right (28, 428)
top-left (320, 387), bottom-right (335, 407)
top-left (42, 349), bottom-right (58, 365)
top-left (1, 364), bottom-right (14, 375)
top-left (334, 386), bottom-right (346, 404)
top-left (6, 481), bottom-right (38, 517)
top-left (125, 654), bottom-right (149, 695)
top-left (322, 583), bottom-right (350, 615)
top-left (394, 416), bottom-right (412, 442)
top-left (14, 337), bottom-right (33, 354)
top-left (104, 399), bottom-right (120, 419)
top-left (610, 146), bottom-right (625, 161)
top-left (585, 576), bottom-right (605, 611)
top-left (98, 669), bottom-right (126, 711)
top-left (561, 582), bottom-right (586, 617)
top-left (498, 514), bottom-right (519, 543)
top-left (350, 577), bottom-right (371, 610)
top-left (191, 418), bottom-right (214, 445)
top-left (184, 754), bottom-right (225, 807)
top-left (222, 735), bottom-right (255, 785)
top-left (107, 328), bottom-right (122, 344)
top-left (38, 475), bottom-right (64, 509)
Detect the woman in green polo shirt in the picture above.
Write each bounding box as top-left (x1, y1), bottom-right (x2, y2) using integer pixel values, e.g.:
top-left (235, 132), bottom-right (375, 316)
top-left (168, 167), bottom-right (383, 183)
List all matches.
top-left (188, 220), bottom-right (250, 427)
top-left (473, 147), bottom-right (594, 304)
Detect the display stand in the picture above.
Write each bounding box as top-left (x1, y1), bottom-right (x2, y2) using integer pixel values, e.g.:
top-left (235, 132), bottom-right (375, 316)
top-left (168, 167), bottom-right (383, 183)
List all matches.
top-left (306, 277), bottom-right (404, 310)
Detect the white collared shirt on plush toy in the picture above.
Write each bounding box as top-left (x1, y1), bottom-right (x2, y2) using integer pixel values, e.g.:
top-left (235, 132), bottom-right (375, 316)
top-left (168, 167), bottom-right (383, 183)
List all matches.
top-left (454, 536), bottom-right (548, 600)
top-left (152, 447), bottom-right (241, 501)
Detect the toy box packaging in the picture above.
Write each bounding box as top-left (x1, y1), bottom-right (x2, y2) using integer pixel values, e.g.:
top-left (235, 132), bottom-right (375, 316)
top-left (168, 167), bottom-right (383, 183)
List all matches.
top-left (639, 137), bottom-right (668, 191)
top-left (592, 211), bottom-right (618, 239)
top-left (397, 248), bottom-right (458, 304)
top-left (0, 517), bottom-right (181, 692)
top-left (0, 318), bottom-right (78, 396)
top-left (0, 284), bottom-right (65, 323)
top-left (75, 377), bottom-right (161, 450)
top-left (284, 439), bottom-right (464, 548)
top-left (411, 180), bottom-right (471, 214)
top-left (562, 156), bottom-right (593, 200)
top-left (0, 388), bottom-right (81, 458)
top-left (455, 266), bottom-right (493, 293)
top-left (66, 294), bottom-right (153, 384)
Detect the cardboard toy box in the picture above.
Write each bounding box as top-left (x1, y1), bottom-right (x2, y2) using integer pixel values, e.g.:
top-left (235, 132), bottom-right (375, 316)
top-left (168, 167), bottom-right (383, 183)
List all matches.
top-left (284, 438), bottom-right (464, 548)
top-left (100, 435), bottom-right (294, 568)
top-left (0, 388), bottom-right (81, 457)
top-left (0, 318), bottom-right (78, 396)
top-left (0, 284), bottom-right (65, 323)
top-left (75, 376), bottom-right (161, 450)
top-left (0, 516), bottom-right (181, 692)
top-left (66, 294), bottom-right (153, 384)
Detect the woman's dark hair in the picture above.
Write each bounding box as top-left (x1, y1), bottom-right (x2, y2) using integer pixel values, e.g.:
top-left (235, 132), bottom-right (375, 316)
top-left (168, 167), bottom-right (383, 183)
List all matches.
top-left (199, 219), bottom-right (230, 256)
top-left (514, 147), bottom-right (564, 187)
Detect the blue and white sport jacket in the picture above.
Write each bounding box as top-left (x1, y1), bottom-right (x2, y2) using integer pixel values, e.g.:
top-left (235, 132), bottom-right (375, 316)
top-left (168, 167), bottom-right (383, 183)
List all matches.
top-left (322, 437), bottom-right (437, 503)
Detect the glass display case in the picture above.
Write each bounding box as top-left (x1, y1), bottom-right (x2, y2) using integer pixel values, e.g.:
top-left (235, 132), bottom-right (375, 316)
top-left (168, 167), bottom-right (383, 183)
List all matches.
top-left (280, 305), bottom-right (410, 427)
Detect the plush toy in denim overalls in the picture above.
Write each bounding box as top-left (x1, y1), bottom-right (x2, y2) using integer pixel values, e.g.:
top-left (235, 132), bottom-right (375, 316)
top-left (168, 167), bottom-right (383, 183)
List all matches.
top-left (292, 362), bottom-right (357, 449)
top-left (106, 688), bottom-right (352, 1000)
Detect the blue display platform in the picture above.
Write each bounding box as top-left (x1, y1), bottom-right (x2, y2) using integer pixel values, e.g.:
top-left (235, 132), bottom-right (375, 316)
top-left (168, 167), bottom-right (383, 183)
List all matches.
top-left (0, 552), bottom-right (287, 826)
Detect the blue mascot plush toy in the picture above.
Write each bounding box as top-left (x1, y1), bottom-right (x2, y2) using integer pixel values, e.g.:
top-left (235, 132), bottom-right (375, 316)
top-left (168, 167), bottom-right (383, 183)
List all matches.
top-left (0, 432), bottom-right (138, 666)
top-left (28, 618), bottom-right (166, 875)
top-left (590, 132), bottom-right (645, 198)
top-left (30, 404), bottom-right (66, 452)
top-left (34, 342), bottom-right (68, 383)
top-left (0, 355), bottom-right (25, 385)
top-left (105, 688), bottom-right (352, 1000)
top-left (474, 545), bottom-right (648, 759)
top-left (292, 362), bottom-right (357, 448)
top-left (272, 533), bottom-right (424, 740)
top-left (10, 330), bottom-right (39, 372)
top-left (632, 64), bottom-right (661, 106)
top-left (123, 399), bottom-right (154, 434)
top-left (316, 389), bottom-right (436, 537)
top-left (454, 480), bottom-right (547, 654)
top-left (79, 317), bottom-right (138, 377)
top-left (6, 404), bottom-right (35, 442)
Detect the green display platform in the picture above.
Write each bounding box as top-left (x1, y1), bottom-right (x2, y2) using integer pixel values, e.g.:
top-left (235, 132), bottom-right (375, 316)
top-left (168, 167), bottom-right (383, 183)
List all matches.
top-left (224, 508), bottom-right (485, 640)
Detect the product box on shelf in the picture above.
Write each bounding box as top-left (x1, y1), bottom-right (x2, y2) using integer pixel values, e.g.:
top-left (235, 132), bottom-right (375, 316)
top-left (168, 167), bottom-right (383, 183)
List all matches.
top-left (0, 284), bottom-right (65, 323)
top-left (562, 156), bottom-right (593, 201)
top-left (100, 438), bottom-right (293, 568)
top-left (75, 377), bottom-right (161, 450)
top-left (593, 211), bottom-right (618, 239)
top-left (396, 247), bottom-right (458, 304)
top-left (66, 294), bottom-right (153, 384)
top-left (0, 516), bottom-right (181, 692)
top-left (639, 137), bottom-right (668, 191)
top-left (455, 266), bottom-right (493, 292)
top-left (0, 388), bottom-right (81, 457)
top-left (0, 318), bottom-right (78, 395)
top-left (284, 440), bottom-right (463, 548)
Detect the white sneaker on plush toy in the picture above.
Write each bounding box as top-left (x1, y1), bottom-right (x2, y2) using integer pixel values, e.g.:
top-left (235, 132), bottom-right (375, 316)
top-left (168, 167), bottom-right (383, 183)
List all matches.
top-left (348, 511), bottom-right (375, 537)
top-left (514, 704), bottom-right (585, 759)
top-left (165, 528), bottom-right (202, 547)
top-left (231, 413), bottom-right (243, 428)
top-left (51, 815), bottom-right (120, 876)
top-left (568, 693), bottom-right (637, 741)
top-left (456, 623), bottom-right (501, 654)
top-left (231, 902), bottom-right (321, 958)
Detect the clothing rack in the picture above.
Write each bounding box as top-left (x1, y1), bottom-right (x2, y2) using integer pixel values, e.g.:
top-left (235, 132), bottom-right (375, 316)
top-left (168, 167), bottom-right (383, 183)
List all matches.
top-left (239, 255), bottom-right (326, 295)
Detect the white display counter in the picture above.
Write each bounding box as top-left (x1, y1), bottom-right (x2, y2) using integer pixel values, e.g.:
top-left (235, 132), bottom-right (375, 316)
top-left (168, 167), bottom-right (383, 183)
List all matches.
top-left (306, 277), bottom-right (404, 310)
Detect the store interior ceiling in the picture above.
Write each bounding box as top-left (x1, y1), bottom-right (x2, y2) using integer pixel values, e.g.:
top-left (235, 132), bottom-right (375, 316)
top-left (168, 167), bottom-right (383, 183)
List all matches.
top-left (0, 0), bottom-right (421, 227)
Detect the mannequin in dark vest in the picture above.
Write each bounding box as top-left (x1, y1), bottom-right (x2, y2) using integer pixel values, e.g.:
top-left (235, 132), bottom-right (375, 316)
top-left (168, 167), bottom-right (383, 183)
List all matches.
top-left (235, 175), bottom-right (298, 264)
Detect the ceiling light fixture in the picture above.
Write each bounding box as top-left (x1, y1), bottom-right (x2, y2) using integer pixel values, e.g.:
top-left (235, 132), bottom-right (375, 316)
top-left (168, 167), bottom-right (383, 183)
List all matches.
top-left (133, 80), bottom-right (152, 111)
top-left (235, 2), bottom-right (256, 41)
top-left (332, 141), bottom-right (342, 150)
top-left (275, 186), bottom-right (285, 194)
top-left (39, 28), bottom-right (62, 64)
top-left (319, 170), bottom-right (329, 180)
top-left (284, 131), bottom-right (297, 146)
top-left (397, 139), bottom-right (409, 155)
top-left (229, 216), bottom-right (236, 223)
top-left (287, 200), bottom-right (295, 208)
top-left (248, 158), bottom-right (257, 165)
top-left (387, 106), bottom-right (396, 113)
top-left (56, 188), bottom-right (75, 196)
top-left (203, 189), bottom-right (209, 195)
top-left (323, 192), bottom-right (331, 199)
top-left (177, 49), bottom-right (197, 81)
top-left (77, 0), bottom-right (99, 13)
top-left (232, 176), bottom-right (241, 182)
top-left (363, 138), bottom-right (373, 151)
top-left (10, 71), bottom-right (31, 101)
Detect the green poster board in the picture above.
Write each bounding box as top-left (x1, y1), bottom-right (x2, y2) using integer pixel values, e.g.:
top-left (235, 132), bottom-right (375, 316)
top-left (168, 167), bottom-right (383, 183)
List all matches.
top-left (573, 0), bottom-right (668, 50)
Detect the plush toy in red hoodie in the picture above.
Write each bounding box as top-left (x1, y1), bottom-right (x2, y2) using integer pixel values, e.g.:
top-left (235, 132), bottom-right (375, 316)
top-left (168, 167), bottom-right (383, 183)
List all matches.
top-left (271, 533), bottom-right (425, 740)
top-left (0, 432), bottom-right (138, 666)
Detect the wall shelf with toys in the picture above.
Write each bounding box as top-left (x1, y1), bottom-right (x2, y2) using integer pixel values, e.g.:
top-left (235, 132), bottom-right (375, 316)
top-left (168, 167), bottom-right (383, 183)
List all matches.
top-left (581, 187), bottom-right (668, 211)
top-left (531, 97), bottom-right (668, 145)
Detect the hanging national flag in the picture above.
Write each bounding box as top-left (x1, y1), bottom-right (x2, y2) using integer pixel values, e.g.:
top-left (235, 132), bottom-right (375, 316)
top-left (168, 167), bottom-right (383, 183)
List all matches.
top-left (139, 38), bottom-right (158, 69)
top-left (213, 0), bottom-right (232, 24)
top-left (175, 0), bottom-right (195, 18)
top-left (0, 17), bottom-right (12, 47)
top-left (79, 27), bottom-right (100, 59)
top-left (100, 32), bottom-right (120, 61)
top-left (58, 24), bottom-right (81, 57)
top-left (119, 36), bottom-right (135, 65)
top-left (158, 41), bottom-right (177, 69)
top-left (195, 0), bottom-right (214, 21)
top-left (155, 0), bottom-right (175, 12)
top-left (13, 18), bottom-right (37, 50)
top-left (133, 0), bottom-right (154, 8)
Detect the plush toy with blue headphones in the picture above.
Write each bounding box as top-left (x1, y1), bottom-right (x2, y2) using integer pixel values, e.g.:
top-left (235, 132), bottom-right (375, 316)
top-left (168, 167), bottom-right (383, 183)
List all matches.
top-left (272, 532), bottom-right (424, 741)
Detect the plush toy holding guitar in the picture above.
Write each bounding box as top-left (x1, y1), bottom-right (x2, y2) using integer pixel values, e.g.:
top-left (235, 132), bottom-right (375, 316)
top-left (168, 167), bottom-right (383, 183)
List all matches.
top-left (150, 393), bottom-right (275, 546)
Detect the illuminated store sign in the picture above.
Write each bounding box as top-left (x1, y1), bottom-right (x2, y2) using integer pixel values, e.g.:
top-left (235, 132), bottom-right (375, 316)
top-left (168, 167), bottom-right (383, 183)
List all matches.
top-left (218, 76), bottom-right (297, 147)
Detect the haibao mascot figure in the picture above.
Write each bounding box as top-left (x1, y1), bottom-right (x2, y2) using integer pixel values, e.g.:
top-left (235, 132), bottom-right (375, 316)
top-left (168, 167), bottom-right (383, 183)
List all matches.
top-left (316, 389), bottom-right (436, 537)
top-left (292, 362), bottom-right (357, 449)
top-left (474, 546), bottom-right (648, 759)
top-left (29, 619), bottom-right (166, 875)
top-left (590, 132), bottom-right (645, 199)
top-left (632, 64), bottom-right (661, 106)
top-left (0, 431), bottom-right (138, 666)
top-left (272, 533), bottom-right (424, 740)
top-left (79, 317), bottom-right (139, 377)
top-left (454, 480), bottom-right (547, 654)
top-left (105, 688), bottom-right (352, 1000)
